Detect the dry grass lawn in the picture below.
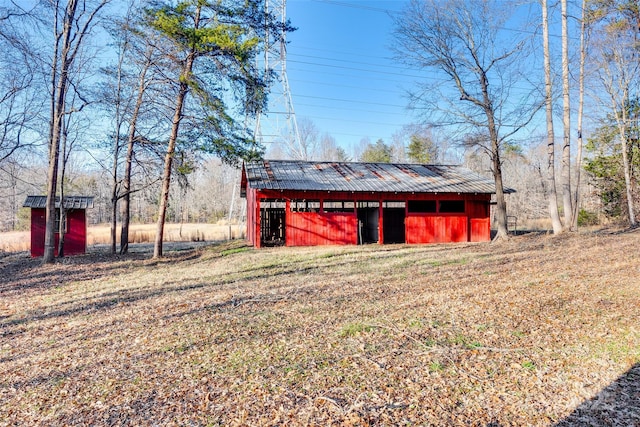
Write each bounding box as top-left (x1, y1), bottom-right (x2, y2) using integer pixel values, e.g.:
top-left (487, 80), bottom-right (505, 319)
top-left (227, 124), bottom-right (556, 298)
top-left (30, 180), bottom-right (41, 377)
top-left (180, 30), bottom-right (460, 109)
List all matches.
top-left (0, 231), bottom-right (638, 426)
top-left (0, 223), bottom-right (243, 253)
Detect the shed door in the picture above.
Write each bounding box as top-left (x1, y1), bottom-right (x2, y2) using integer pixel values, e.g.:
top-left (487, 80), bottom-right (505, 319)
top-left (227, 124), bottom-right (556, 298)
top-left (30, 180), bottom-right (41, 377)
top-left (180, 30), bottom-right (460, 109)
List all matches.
top-left (357, 201), bottom-right (379, 244)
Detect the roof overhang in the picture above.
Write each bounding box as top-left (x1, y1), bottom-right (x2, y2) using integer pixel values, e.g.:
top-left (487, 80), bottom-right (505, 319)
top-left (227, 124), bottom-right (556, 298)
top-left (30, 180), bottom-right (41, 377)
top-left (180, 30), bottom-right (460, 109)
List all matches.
top-left (23, 195), bottom-right (94, 210)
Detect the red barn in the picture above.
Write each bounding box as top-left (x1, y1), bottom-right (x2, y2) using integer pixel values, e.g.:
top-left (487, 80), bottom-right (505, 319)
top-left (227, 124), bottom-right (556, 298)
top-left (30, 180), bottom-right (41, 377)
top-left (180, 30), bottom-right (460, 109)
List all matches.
top-left (23, 195), bottom-right (94, 257)
top-left (241, 160), bottom-right (514, 248)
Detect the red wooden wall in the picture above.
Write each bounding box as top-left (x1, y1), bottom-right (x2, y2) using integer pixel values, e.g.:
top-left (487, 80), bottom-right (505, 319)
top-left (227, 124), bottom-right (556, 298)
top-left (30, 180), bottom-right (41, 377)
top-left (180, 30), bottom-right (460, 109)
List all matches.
top-left (245, 189), bottom-right (493, 248)
top-left (30, 208), bottom-right (87, 257)
top-left (287, 212), bottom-right (357, 246)
top-left (405, 216), bottom-right (468, 244)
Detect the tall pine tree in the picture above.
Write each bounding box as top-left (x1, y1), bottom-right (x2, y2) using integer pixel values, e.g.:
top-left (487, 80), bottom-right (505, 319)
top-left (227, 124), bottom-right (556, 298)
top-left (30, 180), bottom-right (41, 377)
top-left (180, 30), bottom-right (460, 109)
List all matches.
top-left (146, 0), bottom-right (291, 257)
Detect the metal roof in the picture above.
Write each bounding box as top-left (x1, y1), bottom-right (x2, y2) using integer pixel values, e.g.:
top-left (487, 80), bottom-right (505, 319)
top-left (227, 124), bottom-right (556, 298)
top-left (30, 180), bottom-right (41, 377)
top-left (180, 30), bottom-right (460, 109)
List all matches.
top-left (23, 195), bottom-right (94, 210)
top-left (243, 160), bottom-right (514, 194)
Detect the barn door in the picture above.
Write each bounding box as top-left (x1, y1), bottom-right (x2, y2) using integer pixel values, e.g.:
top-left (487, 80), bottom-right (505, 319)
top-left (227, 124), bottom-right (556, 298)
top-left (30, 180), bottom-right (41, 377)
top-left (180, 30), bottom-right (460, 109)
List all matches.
top-left (260, 199), bottom-right (286, 247)
top-left (383, 201), bottom-right (406, 244)
top-left (357, 201), bottom-right (379, 244)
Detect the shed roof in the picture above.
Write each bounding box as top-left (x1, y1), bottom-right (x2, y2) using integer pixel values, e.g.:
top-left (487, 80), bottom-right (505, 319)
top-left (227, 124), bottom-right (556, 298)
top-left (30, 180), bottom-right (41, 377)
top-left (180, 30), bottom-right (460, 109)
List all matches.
top-left (243, 160), bottom-right (514, 195)
top-left (23, 195), bottom-right (94, 210)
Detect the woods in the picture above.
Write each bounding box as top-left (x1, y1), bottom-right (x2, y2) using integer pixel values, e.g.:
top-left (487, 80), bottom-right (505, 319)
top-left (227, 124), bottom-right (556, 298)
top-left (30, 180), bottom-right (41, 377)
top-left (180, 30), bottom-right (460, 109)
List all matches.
top-left (0, 0), bottom-right (639, 257)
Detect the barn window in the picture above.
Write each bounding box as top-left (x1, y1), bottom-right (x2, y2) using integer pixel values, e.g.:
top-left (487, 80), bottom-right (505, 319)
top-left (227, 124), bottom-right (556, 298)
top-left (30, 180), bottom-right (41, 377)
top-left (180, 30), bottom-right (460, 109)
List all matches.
top-left (439, 200), bottom-right (465, 213)
top-left (357, 201), bottom-right (379, 209)
top-left (291, 200), bottom-right (320, 212)
top-left (261, 200), bottom-right (286, 209)
top-left (408, 200), bottom-right (436, 213)
top-left (383, 201), bottom-right (405, 208)
top-left (323, 200), bottom-right (355, 213)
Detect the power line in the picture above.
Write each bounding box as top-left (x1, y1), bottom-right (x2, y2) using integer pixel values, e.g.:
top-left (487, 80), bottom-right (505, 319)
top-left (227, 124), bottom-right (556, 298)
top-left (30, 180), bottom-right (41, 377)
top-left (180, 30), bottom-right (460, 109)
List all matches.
top-left (295, 93), bottom-right (407, 109)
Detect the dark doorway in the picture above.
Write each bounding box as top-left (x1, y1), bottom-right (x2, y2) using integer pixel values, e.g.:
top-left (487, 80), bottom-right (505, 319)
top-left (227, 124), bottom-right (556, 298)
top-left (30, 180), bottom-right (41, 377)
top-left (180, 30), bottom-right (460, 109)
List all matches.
top-left (383, 202), bottom-right (406, 244)
top-left (260, 199), bottom-right (286, 247)
top-left (357, 201), bottom-right (379, 244)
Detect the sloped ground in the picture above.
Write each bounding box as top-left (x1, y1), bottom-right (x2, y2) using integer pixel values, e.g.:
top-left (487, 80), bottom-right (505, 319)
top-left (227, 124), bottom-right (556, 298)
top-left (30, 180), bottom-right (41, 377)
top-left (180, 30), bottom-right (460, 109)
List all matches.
top-left (1, 231), bottom-right (638, 426)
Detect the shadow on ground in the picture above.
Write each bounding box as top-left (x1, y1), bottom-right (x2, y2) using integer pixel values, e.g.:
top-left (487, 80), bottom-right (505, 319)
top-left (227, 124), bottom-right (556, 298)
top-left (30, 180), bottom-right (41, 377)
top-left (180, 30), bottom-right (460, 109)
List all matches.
top-left (555, 363), bottom-right (640, 426)
top-left (0, 241), bottom-right (218, 296)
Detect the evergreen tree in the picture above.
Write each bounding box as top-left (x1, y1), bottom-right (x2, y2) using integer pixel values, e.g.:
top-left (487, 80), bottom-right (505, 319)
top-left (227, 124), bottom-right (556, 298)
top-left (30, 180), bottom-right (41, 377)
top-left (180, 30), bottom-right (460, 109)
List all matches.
top-left (360, 139), bottom-right (391, 163)
top-left (407, 134), bottom-right (438, 163)
top-left (146, 0), bottom-right (291, 257)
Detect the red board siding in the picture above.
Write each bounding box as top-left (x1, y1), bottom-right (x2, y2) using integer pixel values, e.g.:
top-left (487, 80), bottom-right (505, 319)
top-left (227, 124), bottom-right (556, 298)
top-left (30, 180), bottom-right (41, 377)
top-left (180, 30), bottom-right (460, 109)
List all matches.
top-left (245, 187), bottom-right (258, 247)
top-left (30, 209), bottom-right (46, 257)
top-left (406, 215), bottom-right (468, 244)
top-left (65, 210), bottom-right (87, 255)
top-left (468, 200), bottom-right (491, 242)
top-left (30, 208), bottom-right (87, 257)
top-left (470, 218), bottom-right (491, 242)
top-left (287, 212), bottom-right (357, 246)
top-left (246, 190), bottom-right (493, 247)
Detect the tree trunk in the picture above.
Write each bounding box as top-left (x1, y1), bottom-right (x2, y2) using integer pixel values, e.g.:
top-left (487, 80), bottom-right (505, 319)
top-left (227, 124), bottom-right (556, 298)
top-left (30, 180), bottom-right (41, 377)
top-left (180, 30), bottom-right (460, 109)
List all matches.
top-left (110, 23), bottom-right (130, 255)
top-left (110, 124), bottom-right (120, 255)
top-left (153, 53), bottom-right (196, 258)
top-left (571, 0), bottom-right (587, 231)
top-left (110, 181), bottom-right (118, 254)
top-left (491, 140), bottom-right (509, 239)
top-left (616, 91), bottom-right (637, 226)
top-left (488, 114), bottom-right (508, 239)
top-left (153, 87), bottom-right (186, 258)
top-left (120, 144), bottom-right (132, 254)
top-left (542, 0), bottom-right (563, 234)
top-left (120, 48), bottom-right (151, 254)
top-left (57, 116), bottom-right (69, 258)
top-left (620, 133), bottom-right (636, 226)
top-left (561, 0), bottom-right (573, 229)
top-left (44, 0), bottom-right (78, 264)
top-left (153, 3), bottom-right (203, 259)
top-left (480, 70), bottom-right (508, 239)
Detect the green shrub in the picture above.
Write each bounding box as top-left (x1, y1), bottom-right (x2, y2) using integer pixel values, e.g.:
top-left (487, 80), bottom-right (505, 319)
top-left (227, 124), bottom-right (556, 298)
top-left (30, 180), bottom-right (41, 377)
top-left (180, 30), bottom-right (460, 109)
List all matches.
top-left (577, 209), bottom-right (599, 227)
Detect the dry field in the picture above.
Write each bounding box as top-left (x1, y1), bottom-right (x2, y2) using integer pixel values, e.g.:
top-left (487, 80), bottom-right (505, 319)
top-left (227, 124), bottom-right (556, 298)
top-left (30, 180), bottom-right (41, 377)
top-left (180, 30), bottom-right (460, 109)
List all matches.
top-left (0, 231), bottom-right (639, 426)
top-left (0, 223), bottom-right (243, 253)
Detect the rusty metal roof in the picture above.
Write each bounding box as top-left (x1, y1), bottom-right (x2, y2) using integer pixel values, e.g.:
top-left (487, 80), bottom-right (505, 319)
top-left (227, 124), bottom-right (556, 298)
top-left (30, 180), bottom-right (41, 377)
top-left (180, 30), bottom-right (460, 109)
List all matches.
top-left (243, 160), bottom-right (514, 194)
top-left (23, 195), bottom-right (94, 209)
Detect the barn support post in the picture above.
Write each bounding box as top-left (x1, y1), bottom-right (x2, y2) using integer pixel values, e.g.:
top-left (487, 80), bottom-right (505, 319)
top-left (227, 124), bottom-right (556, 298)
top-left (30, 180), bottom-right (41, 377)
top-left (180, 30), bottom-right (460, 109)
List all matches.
top-left (285, 199), bottom-right (291, 246)
top-left (378, 199), bottom-right (383, 245)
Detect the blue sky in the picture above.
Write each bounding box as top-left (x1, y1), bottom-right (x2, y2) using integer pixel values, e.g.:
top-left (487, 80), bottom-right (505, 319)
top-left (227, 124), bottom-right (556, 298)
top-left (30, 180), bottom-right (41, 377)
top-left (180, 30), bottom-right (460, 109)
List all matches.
top-left (266, 0), bottom-right (413, 156)
top-left (262, 0), bottom-right (578, 160)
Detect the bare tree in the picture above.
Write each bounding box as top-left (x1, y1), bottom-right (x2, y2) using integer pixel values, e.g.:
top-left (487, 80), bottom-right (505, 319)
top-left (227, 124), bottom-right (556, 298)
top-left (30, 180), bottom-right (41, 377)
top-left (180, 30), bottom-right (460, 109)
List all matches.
top-left (42, 0), bottom-right (110, 263)
top-left (0, 4), bottom-right (42, 164)
top-left (560, 0), bottom-right (574, 229)
top-left (542, 0), bottom-right (563, 234)
top-left (589, 0), bottom-right (639, 227)
top-left (392, 0), bottom-right (542, 239)
top-left (119, 42), bottom-right (158, 254)
top-left (571, 0), bottom-right (588, 230)
top-left (104, 4), bottom-right (134, 255)
top-left (282, 117), bottom-right (318, 160)
top-left (98, 1), bottom-right (162, 255)
top-left (317, 132), bottom-right (343, 161)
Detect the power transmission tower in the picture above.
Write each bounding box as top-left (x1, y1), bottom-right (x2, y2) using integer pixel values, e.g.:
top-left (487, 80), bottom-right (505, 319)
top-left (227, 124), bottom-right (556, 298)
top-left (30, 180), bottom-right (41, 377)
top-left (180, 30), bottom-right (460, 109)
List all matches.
top-left (254, 0), bottom-right (301, 150)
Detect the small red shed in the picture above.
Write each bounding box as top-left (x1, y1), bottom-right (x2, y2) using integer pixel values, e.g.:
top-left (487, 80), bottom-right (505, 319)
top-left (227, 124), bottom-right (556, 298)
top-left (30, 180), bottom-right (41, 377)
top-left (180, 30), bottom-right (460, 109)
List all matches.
top-left (23, 195), bottom-right (94, 257)
top-left (241, 160), bottom-right (514, 248)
